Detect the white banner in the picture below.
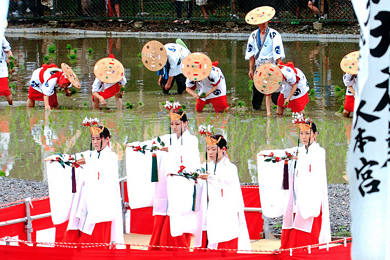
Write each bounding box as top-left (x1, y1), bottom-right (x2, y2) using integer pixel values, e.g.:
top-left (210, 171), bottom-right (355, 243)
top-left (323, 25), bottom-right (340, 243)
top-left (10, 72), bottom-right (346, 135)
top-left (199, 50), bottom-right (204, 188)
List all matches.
top-left (348, 1), bottom-right (390, 259)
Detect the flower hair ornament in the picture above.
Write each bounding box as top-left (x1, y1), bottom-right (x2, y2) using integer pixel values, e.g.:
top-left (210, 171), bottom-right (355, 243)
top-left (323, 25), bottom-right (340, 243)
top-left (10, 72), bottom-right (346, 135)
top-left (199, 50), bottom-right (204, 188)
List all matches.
top-left (82, 117), bottom-right (106, 158)
top-left (292, 112), bottom-right (312, 132)
top-left (164, 100), bottom-right (186, 145)
top-left (198, 125), bottom-right (227, 174)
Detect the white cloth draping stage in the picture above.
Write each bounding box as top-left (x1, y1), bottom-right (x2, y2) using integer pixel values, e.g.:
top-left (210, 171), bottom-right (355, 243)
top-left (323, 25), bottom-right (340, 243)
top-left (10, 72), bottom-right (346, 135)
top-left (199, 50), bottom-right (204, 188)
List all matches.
top-left (349, 1), bottom-right (390, 259)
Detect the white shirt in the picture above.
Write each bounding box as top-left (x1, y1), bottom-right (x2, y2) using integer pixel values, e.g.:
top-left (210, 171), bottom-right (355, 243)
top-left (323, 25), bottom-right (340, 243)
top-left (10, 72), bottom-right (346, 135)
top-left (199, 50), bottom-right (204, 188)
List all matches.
top-left (280, 67), bottom-right (309, 101)
top-left (0, 36), bottom-right (11, 78)
top-left (164, 43), bottom-right (191, 77)
top-left (92, 76), bottom-right (127, 93)
top-left (343, 73), bottom-right (357, 96)
top-left (29, 67), bottom-right (63, 96)
top-left (245, 27), bottom-right (285, 68)
top-left (185, 66), bottom-right (226, 99)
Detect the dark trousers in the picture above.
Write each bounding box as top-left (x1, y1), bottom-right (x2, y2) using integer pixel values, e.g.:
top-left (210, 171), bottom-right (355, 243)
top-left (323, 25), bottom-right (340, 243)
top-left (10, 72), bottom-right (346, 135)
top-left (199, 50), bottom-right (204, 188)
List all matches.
top-left (252, 85), bottom-right (280, 110)
top-left (160, 74), bottom-right (187, 94)
top-left (174, 1), bottom-right (193, 19)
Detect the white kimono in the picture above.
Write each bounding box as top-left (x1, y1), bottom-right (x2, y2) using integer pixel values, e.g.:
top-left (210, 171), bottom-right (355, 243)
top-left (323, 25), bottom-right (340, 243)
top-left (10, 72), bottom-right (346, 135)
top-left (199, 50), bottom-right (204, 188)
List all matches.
top-left (47, 146), bottom-right (124, 244)
top-left (343, 73), bottom-right (357, 97)
top-left (0, 36), bottom-right (10, 78)
top-left (194, 157), bottom-right (251, 250)
top-left (280, 67), bottom-right (309, 101)
top-left (127, 130), bottom-right (200, 237)
top-left (185, 66), bottom-right (227, 100)
top-left (29, 67), bottom-right (64, 96)
top-left (92, 76), bottom-right (127, 93)
top-left (245, 27), bottom-right (285, 68)
top-left (164, 43), bottom-right (191, 77)
top-left (258, 142), bottom-right (331, 246)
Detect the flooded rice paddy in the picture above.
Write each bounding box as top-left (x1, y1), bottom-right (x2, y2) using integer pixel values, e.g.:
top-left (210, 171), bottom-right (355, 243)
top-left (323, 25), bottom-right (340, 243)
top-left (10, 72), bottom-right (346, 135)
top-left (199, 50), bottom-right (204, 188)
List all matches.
top-left (1, 35), bottom-right (358, 183)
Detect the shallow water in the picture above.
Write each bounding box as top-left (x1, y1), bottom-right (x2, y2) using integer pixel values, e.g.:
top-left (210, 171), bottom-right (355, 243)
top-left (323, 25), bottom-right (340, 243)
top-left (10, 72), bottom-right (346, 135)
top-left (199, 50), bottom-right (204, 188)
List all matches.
top-left (1, 36), bottom-right (358, 183)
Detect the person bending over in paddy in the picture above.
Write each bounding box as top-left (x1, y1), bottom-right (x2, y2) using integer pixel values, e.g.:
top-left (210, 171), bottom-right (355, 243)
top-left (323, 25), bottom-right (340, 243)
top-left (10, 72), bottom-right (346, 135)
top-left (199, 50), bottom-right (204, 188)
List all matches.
top-left (26, 64), bottom-right (73, 110)
top-left (92, 54), bottom-right (127, 110)
top-left (276, 62), bottom-right (310, 116)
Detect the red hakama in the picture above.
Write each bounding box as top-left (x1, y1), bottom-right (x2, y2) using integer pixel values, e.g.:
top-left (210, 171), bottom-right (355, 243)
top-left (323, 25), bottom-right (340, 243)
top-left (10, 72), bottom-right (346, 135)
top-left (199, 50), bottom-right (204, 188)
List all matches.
top-left (344, 95), bottom-right (355, 113)
top-left (195, 95), bottom-right (229, 113)
top-left (92, 83), bottom-right (121, 101)
top-left (63, 221), bottom-right (112, 244)
top-left (280, 212), bottom-right (323, 249)
top-left (277, 92), bottom-right (309, 113)
top-left (149, 215), bottom-right (192, 251)
top-left (0, 78), bottom-right (11, 96)
top-left (28, 86), bottom-right (59, 108)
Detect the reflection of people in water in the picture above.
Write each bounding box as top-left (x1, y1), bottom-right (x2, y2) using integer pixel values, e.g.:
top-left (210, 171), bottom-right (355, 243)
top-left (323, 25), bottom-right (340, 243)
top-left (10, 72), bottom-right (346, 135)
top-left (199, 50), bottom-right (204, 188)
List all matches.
top-left (0, 118), bottom-right (14, 176)
top-left (308, 43), bottom-right (332, 108)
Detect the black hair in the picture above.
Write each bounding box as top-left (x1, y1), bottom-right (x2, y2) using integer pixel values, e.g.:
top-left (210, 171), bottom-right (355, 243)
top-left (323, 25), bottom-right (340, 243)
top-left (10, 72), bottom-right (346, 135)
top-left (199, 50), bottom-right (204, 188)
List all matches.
top-left (99, 126), bottom-right (111, 139)
top-left (211, 134), bottom-right (228, 149)
top-left (173, 111), bottom-right (188, 123)
top-left (311, 122), bottom-right (317, 134)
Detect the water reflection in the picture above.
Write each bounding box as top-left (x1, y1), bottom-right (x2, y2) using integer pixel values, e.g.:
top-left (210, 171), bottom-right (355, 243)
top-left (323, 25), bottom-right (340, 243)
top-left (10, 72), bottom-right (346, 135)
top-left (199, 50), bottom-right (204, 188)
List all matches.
top-left (2, 36), bottom-right (358, 183)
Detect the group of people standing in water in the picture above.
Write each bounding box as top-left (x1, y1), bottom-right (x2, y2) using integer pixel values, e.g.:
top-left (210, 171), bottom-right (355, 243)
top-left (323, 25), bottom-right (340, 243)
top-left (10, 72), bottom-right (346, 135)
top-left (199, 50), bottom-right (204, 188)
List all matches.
top-left (4, 4), bottom-right (358, 252)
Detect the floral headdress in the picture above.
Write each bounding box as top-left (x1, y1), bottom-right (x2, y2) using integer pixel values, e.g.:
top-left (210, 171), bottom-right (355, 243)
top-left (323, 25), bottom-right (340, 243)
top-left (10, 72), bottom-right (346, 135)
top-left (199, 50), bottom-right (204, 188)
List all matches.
top-left (292, 112), bottom-right (312, 132)
top-left (198, 125), bottom-right (221, 146)
top-left (83, 117), bottom-right (102, 135)
top-left (164, 101), bottom-right (184, 121)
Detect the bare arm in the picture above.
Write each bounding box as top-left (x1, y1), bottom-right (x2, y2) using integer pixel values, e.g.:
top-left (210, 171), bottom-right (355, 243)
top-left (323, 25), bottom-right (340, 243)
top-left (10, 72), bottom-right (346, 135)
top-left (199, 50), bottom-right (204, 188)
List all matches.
top-left (285, 84), bottom-right (297, 104)
top-left (185, 87), bottom-right (199, 99)
top-left (348, 86), bottom-right (356, 96)
top-left (248, 56), bottom-right (255, 80)
top-left (93, 92), bottom-right (107, 105)
top-left (205, 85), bottom-right (218, 98)
top-left (165, 76), bottom-right (174, 90)
top-left (43, 95), bottom-right (51, 110)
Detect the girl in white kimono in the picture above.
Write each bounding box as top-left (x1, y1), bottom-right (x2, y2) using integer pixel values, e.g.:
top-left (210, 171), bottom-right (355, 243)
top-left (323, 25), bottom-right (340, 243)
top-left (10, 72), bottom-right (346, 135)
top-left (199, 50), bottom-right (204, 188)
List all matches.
top-left (195, 134), bottom-right (250, 250)
top-left (58, 125), bottom-right (123, 244)
top-left (280, 120), bottom-right (331, 249)
top-left (127, 107), bottom-right (200, 250)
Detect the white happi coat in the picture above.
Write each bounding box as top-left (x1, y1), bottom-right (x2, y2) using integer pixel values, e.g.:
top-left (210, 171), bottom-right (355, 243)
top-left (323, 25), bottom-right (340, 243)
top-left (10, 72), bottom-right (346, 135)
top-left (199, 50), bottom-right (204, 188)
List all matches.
top-left (343, 73), bottom-right (357, 97)
top-left (164, 43), bottom-right (191, 77)
top-left (29, 67), bottom-right (64, 96)
top-left (194, 157), bottom-right (251, 250)
top-left (257, 142), bottom-right (331, 245)
top-left (127, 130), bottom-right (200, 237)
top-left (185, 66), bottom-right (227, 100)
top-left (280, 67), bottom-right (309, 101)
top-left (92, 76), bottom-right (127, 93)
top-left (0, 36), bottom-right (11, 78)
top-left (245, 27), bottom-right (285, 68)
top-left (46, 146), bottom-right (124, 244)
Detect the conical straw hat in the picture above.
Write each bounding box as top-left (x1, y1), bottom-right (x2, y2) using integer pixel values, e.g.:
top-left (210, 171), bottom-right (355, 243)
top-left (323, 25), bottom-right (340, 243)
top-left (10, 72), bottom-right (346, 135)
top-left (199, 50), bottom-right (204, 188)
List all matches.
top-left (61, 63), bottom-right (81, 89)
top-left (181, 52), bottom-right (212, 81)
top-left (245, 6), bottom-right (275, 25)
top-left (94, 57), bottom-right (125, 84)
top-left (340, 51), bottom-right (359, 75)
top-left (253, 63), bottom-right (283, 94)
top-left (141, 40), bottom-right (168, 72)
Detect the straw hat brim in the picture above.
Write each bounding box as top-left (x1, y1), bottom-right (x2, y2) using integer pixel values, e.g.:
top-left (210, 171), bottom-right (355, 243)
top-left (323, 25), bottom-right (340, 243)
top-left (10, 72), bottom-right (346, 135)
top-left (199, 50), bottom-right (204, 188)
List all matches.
top-left (94, 57), bottom-right (125, 84)
top-left (181, 52), bottom-right (212, 81)
top-left (253, 63), bottom-right (283, 94)
top-left (245, 6), bottom-right (275, 25)
top-left (61, 63), bottom-right (81, 89)
top-left (141, 40), bottom-right (168, 72)
top-left (340, 51), bottom-right (359, 75)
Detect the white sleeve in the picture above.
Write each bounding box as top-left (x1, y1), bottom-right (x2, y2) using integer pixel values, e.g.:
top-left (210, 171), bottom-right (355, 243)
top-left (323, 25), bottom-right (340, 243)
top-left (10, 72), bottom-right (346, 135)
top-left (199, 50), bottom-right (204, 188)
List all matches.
top-left (282, 68), bottom-right (297, 85)
top-left (296, 148), bottom-right (326, 219)
top-left (208, 68), bottom-right (220, 86)
top-left (343, 73), bottom-right (355, 87)
top-left (271, 30), bottom-right (285, 61)
top-left (42, 78), bottom-right (57, 96)
top-left (118, 75), bottom-right (127, 86)
top-left (186, 78), bottom-right (196, 88)
top-left (245, 32), bottom-right (257, 60)
top-left (2, 37), bottom-right (11, 52)
top-left (92, 78), bottom-right (103, 93)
